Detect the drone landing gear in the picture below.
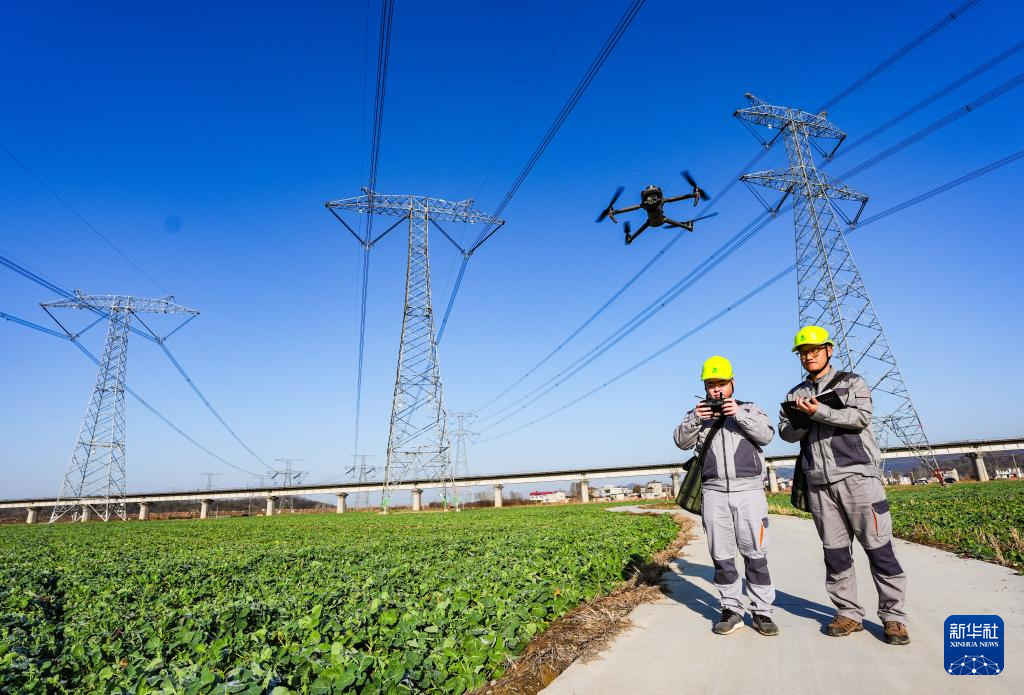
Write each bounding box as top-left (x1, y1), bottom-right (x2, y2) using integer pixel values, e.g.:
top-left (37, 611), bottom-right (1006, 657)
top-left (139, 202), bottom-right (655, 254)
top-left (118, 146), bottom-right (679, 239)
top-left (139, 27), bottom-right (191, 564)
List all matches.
top-left (623, 220), bottom-right (650, 245)
top-left (663, 218), bottom-right (695, 232)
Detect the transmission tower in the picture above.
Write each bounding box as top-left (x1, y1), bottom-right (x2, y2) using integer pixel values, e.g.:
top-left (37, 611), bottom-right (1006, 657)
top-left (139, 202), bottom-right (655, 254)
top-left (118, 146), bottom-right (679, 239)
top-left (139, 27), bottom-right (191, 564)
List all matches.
top-left (271, 458), bottom-right (307, 512)
top-left (735, 94), bottom-right (939, 475)
top-left (42, 292), bottom-right (199, 522)
top-left (326, 191), bottom-right (503, 512)
top-left (200, 471), bottom-right (222, 490)
top-left (346, 454), bottom-right (377, 509)
top-left (449, 412), bottom-right (478, 507)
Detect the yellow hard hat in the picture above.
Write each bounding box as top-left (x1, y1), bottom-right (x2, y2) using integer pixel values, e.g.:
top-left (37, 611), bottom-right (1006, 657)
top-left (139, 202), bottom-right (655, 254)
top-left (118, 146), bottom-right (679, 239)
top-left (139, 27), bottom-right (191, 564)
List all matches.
top-left (700, 356), bottom-right (733, 381)
top-left (792, 325), bottom-right (834, 352)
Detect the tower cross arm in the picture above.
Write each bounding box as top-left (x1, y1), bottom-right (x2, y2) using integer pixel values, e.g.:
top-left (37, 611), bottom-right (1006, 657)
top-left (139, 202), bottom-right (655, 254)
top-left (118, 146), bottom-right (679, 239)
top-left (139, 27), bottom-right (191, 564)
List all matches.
top-left (741, 170), bottom-right (867, 203)
top-left (41, 293), bottom-right (199, 315)
top-left (325, 193), bottom-right (503, 226)
top-left (734, 93), bottom-right (845, 140)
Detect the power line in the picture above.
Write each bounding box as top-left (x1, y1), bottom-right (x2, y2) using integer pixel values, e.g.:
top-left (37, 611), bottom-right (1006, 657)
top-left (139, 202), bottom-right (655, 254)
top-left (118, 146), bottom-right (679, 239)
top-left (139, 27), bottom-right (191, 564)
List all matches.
top-left (470, 0), bottom-right (584, 204)
top-left (434, 0), bottom-right (647, 342)
top-left (837, 71), bottom-right (1024, 181)
top-left (475, 1), bottom-right (982, 414)
top-left (344, 0), bottom-right (396, 460)
top-left (841, 39), bottom-right (1024, 157)
top-left (0, 308), bottom-right (257, 476)
top-left (0, 252), bottom-right (272, 471)
top-left (479, 145), bottom-right (1024, 441)
top-left (367, 0), bottom-right (395, 195)
top-left (469, 0), bottom-right (647, 252)
top-left (0, 143), bottom-right (169, 294)
top-left (858, 146), bottom-right (1024, 226)
top-left (478, 77), bottom-right (1022, 432)
top-left (815, 0), bottom-right (982, 113)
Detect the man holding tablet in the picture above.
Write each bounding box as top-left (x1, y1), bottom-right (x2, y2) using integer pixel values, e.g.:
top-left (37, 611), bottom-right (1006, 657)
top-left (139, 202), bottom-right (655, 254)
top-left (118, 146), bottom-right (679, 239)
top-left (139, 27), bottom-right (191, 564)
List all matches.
top-left (779, 325), bottom-right (910, 645)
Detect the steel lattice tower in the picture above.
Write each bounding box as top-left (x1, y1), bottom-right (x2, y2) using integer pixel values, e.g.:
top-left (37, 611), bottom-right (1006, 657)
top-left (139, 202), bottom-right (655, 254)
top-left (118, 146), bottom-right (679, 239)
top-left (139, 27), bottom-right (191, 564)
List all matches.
top-left (449, 411), bottom-right (478, 508)
top-left (735, 94), bottom-right (939, 475)
top-left (271, 458), bottom-right (307, 511)
top-left (325, 192), bottom-right (503, 511)
top-left (346, 454), bottom-right (377, 509)
top-left (42, 292), bottom-right (199, 522)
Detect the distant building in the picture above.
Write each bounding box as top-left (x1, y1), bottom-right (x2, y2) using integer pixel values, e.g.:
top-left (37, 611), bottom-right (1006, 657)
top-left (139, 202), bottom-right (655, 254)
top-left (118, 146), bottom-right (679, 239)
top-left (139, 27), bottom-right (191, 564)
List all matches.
top-left (529, 491), bottom-right (566, 503)
top-left (994, 466), bottom-right (1022, 479)
top-left (640, 482), bottom-right (665, 499)
top-left (598, 485), bottom-right (630, 501)
top-left (888, 475), bottom-right (912, 486)
top-left (940, 468), bottom-right (960, 482)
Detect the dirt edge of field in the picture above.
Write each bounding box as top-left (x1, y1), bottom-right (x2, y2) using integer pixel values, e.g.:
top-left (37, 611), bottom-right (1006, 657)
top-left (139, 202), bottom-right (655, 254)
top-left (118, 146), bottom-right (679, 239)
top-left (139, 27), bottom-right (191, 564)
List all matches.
top-left (472, 511), bottom-right (695, 695)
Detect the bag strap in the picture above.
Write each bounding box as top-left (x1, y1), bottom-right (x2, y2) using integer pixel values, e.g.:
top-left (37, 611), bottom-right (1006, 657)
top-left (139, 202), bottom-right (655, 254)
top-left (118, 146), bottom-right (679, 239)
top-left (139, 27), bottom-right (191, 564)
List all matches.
top-left (693, 415), bottom-right (727, 473)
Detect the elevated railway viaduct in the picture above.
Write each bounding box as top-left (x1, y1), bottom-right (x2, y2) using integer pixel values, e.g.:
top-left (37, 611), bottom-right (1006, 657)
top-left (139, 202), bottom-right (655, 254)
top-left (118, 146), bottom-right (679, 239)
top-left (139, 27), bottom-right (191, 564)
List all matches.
top-left (3, 436), bottom-right (1021, 523)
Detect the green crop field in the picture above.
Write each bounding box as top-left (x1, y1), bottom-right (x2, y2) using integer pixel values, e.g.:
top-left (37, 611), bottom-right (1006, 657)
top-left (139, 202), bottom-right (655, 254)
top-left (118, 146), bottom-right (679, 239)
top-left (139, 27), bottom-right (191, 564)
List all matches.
top-left (767, 480), bottom-right (1024, 572)
top-left (0, 505), bottom-right (678, 694)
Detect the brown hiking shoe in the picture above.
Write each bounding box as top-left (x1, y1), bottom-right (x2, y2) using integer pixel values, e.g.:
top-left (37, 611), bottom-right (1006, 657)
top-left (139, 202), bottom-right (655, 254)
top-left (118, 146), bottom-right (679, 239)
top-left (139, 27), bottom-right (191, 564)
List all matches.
top-left (826, 615), bottom-right (864, 637)
top-left (884, 621), bottom-right (910, 645)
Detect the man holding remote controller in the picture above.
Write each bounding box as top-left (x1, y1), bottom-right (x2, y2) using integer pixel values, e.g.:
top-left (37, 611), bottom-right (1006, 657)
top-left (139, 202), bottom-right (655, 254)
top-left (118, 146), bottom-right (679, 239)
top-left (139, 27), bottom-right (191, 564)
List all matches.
top-left (779, 325), bottom-right (910, 645)
top-left (674, 356), bottom-right (778, 637)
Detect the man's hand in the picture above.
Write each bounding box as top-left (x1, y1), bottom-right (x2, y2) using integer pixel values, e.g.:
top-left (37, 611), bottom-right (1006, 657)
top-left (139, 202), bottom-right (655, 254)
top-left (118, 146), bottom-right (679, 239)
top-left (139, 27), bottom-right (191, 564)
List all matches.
top-left (695, 400), bottom-right (713, 419)
top-left (721, 398), bottom-right (739, 417)
top-left (795, 395), bottom-right (819, 415)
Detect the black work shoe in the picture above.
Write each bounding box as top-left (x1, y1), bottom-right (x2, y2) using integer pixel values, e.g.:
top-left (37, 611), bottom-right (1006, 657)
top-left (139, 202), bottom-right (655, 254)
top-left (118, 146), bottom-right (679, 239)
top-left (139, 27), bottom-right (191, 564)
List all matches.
top-left (884, 621), bottom-right (910, 645)
top-left (751, 613), bottom-right (780, 636)
top-left (713, 608), bottom-right (744, 635)
top-left (826, 615), bottom-right (864, 637)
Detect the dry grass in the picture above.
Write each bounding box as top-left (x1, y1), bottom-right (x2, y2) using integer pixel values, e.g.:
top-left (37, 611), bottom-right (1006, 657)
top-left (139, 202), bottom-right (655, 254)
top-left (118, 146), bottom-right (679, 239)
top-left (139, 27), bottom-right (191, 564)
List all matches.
top-left (767, 502), bottom-right (810, 519)
top-left (471, 512), bottom-right (695, 695)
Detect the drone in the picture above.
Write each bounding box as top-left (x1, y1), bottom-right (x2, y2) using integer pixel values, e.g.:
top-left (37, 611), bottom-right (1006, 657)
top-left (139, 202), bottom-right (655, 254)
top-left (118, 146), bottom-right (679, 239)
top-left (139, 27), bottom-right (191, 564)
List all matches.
top-left (596, 171), bottom-right (716, 245)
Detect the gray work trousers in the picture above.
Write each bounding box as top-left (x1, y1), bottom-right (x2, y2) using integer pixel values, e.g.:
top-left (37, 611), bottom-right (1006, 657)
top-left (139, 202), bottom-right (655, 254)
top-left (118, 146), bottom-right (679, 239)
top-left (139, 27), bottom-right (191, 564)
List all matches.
top-left (702, 488), bottom-right (774, 616)
top-left (807, 474), bottom-right (908, 625)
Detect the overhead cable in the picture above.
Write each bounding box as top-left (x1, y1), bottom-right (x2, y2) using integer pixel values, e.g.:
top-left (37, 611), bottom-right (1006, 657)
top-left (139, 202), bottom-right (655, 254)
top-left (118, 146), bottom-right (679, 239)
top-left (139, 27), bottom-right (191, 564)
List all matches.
top-left (1, 309), bottom-right (257, 476)
top-left (479, 79), bottom-right (1021, 431)
top-left (0, 143), bottom-right (169, 293)
top-left (433, 0), bottom-right (647, 341)
top-left (0, 253), bottom-right (272, 471)
top-left (479, 145), bottom-right (1024, 441)
top-left (475, 1), bottom-right (981, 412)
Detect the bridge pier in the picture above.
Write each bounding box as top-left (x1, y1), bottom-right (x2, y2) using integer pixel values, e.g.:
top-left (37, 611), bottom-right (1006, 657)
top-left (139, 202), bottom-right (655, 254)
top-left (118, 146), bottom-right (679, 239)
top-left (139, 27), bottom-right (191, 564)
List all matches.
top-left (494, 484), bottom-right (503, 508)
top-left (138, 502), bottom-right (150, 521)
top-left (671, 471), bottom-right (681, 498)
top-left (971, 451), bottom-right (990, 482)
top-left (412, 489), bottom-right (423, 512)
top-left (336, 493), bottom-right (348, 513)
top-left (580, 480), bottom-right (590, 503)
top-left (200, 499), bottom-right (211, 519)
top-left (80, 505), bottom-right (93, 522)
top-left (265, 496), bottom-right (277, 516)
top-left (768, 465), bottom-right (780, 493)
top-left (26, 507), bottom-right (40, 525)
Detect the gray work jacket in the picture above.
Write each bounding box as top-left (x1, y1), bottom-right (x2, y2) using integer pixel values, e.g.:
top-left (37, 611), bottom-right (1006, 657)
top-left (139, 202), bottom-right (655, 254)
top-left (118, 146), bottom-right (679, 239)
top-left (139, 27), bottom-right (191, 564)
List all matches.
top-left (778, 369), bottom-right (882, 486)
top-left (674, 401), bottom-right (774, 493)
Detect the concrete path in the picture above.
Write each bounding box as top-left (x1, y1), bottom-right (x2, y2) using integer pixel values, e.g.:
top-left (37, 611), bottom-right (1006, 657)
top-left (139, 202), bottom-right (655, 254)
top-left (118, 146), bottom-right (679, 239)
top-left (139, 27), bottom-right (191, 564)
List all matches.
top-left (544, 511), bottom-right (1024, 694)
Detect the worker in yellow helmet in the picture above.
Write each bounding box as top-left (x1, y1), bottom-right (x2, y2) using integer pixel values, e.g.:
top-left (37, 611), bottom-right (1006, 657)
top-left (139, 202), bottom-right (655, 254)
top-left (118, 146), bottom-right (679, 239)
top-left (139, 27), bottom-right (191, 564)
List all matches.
top-left (674, 356), bottom-right (778, 636)
top-left (779, 326), bottom-right (909, 645)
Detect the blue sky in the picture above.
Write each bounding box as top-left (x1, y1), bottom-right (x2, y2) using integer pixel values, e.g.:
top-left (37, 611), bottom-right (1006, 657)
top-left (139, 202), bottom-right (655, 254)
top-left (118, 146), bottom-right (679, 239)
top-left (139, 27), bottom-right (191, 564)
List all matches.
top-left (2, 0), bottom-right (1023, 499)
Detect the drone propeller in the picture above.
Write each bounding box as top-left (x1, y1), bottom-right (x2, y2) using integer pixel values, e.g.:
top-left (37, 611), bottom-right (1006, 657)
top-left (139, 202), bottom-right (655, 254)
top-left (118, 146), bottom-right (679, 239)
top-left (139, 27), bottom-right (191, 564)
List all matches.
top-left (596, 186), bottom-right (625, 223)
top-left (682, 170), bottom-right (711, 202)
top-left (688, 211), bottom-right (719, 224)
